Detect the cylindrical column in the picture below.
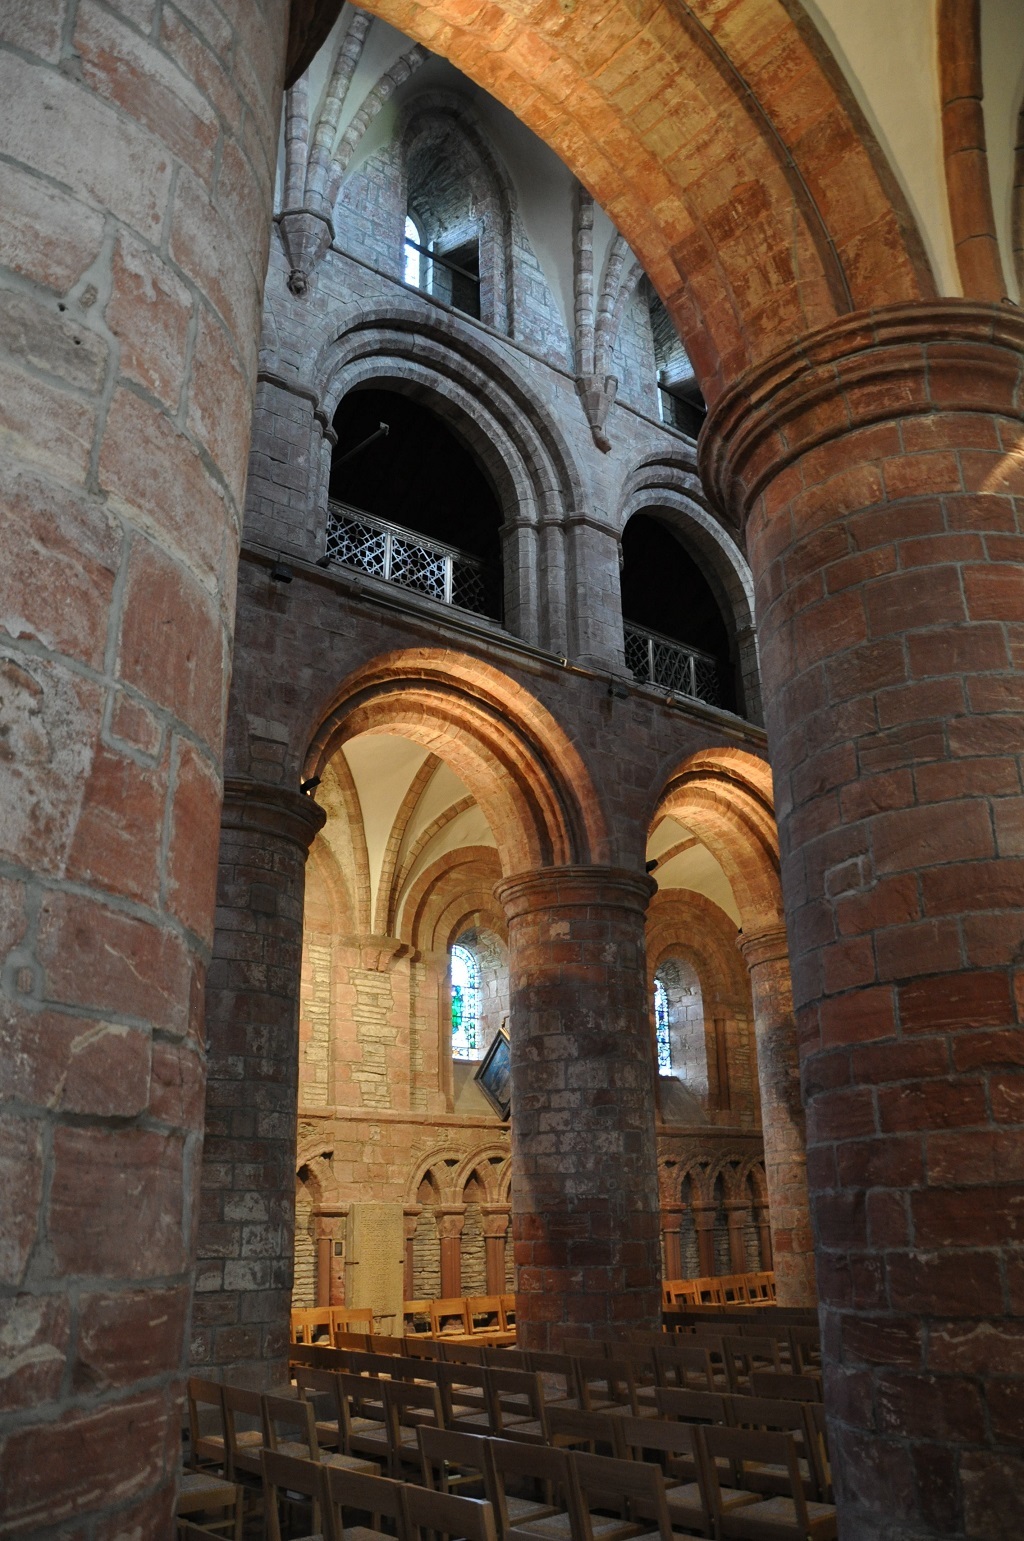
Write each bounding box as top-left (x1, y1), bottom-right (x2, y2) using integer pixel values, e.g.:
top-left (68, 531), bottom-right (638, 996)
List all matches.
top-left (496, 867), bottom-right (661, 1348)
top-left (436, 1208), bottom-right (466, 1299)
top-left (403, 1206), bottom-right (422, 1302)
top-left (191, 780), bottom-right (325, 1385)
top-left (738, 923), bottom-right (817, 1305)
top-left (482, 1206), bottom-right (512, 1295)
top-left (702, 301), bottom-right (1024, 1541)
top-left (0, 7), bottom-right (288, 1535)
top-left (661, 1205), bottom-right (685, 1282)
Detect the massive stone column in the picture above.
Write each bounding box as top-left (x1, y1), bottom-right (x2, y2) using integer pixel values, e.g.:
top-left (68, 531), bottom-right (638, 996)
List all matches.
top-left (0, 5), bottom-right (288, 1534)
top-left (702, 301), bottom-right (1024, 1541)
top-left (191, 781), bottom-right (324, 1385)
top-left (496, 867), bottom-right (661, 1348)
top-left (738, 923), bottom-right (817, 1305)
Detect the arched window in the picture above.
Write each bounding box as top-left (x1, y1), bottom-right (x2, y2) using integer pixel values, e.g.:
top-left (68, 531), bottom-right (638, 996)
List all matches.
top-left (654, 976), bottom-right (673, 1074)
top-left (451, 943), bottom-right (482, 1059)
top-left (403, 215), bottom-right (423, 287)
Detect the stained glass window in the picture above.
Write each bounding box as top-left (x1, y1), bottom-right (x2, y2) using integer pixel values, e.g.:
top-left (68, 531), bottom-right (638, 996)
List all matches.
top-left (404, 216), bottom-right (422, 287)
top-left (451, 943), bottom-right (481, 1059)
top-left (654, 976), bottom-right (672, 1074)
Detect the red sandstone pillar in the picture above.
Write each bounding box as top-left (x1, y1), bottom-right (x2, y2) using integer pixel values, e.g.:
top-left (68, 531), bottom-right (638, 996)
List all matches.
top-left (0, 7), bottom-right (288, 1534)
top-left (724, 1201), bottom-right (748, 1275)
top-left (661, 1205), bottom-right (685, 1281)
top-left (495, 868), bottom-right (661, 1348)
top-left (191, 781), bottom-right (324, 1384)
top-left (738, 924), bottom-right (817, 1305)
top-left (436, 1208), bottom-right (466, 1299)
top-left (702, 301), bottom-right (1024, 1541)
top-left (693, 1204), bottom-right (717, 1278)
top-left (482, 1206), bottom-right (512, 1295)
top-left (403, 1206), bottom-right (422, 1302)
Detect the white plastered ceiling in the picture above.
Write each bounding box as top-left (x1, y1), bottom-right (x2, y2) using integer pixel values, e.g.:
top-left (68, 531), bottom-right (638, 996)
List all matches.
top-left (647, 816), bottom-right (740, 927)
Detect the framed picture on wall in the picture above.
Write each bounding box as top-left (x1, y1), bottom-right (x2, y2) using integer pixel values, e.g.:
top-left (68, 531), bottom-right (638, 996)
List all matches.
top-left (474, 1026), bottom-right (511, 1120)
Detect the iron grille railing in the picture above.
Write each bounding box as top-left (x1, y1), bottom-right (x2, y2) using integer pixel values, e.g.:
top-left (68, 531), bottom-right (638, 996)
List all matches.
top-left (324, 501), bottom-right (500, 620)
top-left (624, 622), bottom-right (725, 707)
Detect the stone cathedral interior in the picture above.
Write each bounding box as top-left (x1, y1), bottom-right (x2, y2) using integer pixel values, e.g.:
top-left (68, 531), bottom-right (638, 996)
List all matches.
top-left (1, 3), bottom-right (1023, 1540)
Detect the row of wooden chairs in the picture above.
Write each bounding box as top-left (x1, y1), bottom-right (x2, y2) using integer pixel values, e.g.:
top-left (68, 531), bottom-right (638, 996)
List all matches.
top-left (662, 1274), bottom-right (776, 1307)
top-left (253, 1395), bottom-right (835, 1541)
top-left (291, 1304), bottom-right (376, 1343)
top-left (404, 1294), bottom-right (517, 1339)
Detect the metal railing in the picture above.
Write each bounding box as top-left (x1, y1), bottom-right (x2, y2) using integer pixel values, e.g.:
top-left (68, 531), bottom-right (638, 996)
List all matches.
top-left (624, 622), bottom-right (725, 707)
top-left (324, 501), bottom-right (500, 620)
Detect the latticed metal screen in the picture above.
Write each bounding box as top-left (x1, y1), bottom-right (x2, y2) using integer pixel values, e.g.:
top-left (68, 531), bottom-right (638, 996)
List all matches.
top-left (624, 623), bottom-right (724, 708)
top-left (324, 502), bottom-right (500, 619)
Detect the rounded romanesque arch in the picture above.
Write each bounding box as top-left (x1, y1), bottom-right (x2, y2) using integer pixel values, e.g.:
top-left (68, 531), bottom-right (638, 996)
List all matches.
top-left (304, 648), bottom-right (609, 875)
top-left (342, 0), bottom-right (936, 400)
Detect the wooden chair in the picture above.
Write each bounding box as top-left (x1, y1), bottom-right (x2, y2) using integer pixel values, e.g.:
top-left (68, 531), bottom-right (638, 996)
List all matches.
top-left (176, 1470), bottom-right (243, 1540)
top-left (575, 1356), bottom-right (641, 1417)
top-left (400, 1483), bottom-right (500, 1541)
top-left (323, 1461), bottom-right (406, 1541)
top-left (616, 1415), bottom-right (710, 1536)
top-left (418, 1424), bottom-right (493, 1498)
top-left (406, 1336), bottom-right (445, 1360)
top-left (568, 1450), bottom-right (673, 1541)
top-left (722, 1338), bottom-right (781, 1393)
top-left (442, 1338), bottom-right (488, 1366)
top-left (334, 1306), bottom-right (374, 1337)
top-left (186, 1377), bottom-right (228, 1474)
top-left (369, 1334), bottom-right (405, 1355)
top-left (261, 1449), bottom-right (329, 1541)
top-left (696, 1428), bottom-right (838, 1540)
top-left (296, 1366), bottom-right (345, 1450)
top-left (526, 1350), bottom-right (579, 1408)
top-left (500, 1294), bottom-right (516, 1330)
top-left (404, 1300), bottom-right (433, 1336)
top-left (653, 1345), bottom-right (716, 1393)
top-left (653, 1387), bottom-right (730, 1428)
top-left (546, 1404), bottom-right (626, 1457)
top-left (487, 1439), bottom-right (576, 1541)
top-left (787, 1328), bottom-right (822, 1379)
top-left (380, 1377), bottom-right (445, 1477)
top-left (467, 1295), bottom-right (505, 1334)
top-left (748, 1372), bottom-right (822, 1404)
top-left (221, 1384), bottom-right (266, 1484)
top-left (337, 1372), bottom-right (391, 1467)
top-left (723, 1397), bottom-right (820, 1500)
top-left (436, 1360), bottom-right (492, 1432)
top-left (485, 1365), bottom-right (549, 1442)
top-left (262, 1392), bottom-right (381, 1477)
top-left (431, 1298), bottom-right (472, 1337)
top-left (802, 1404), bottom-right (832, 1505)
top-left (485, 1345), bottom-right (530, 1370)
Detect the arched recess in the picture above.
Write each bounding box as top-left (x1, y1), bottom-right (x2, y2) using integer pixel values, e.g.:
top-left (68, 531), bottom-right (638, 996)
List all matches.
top-left (398, 90), bottom-right (519, 333)
top-left (618, 455), bottom-right (761, 724)
top-left (307, 306), bottom-right (589, 649)
top-left (647, 887), bottom-right (759, 1129)
top-left (335, 0), bottom-right (937, 400)
top-left (304, 648), bottom-right (608, 876)
top-left (653, 748), bottom-right (782, 934)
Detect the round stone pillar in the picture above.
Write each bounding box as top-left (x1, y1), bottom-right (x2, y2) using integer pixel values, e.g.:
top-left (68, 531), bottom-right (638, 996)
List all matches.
top-left (702, 301), bottom-right (1024, 1541)
top-left (738, 923), bottom-right (817, 1306)
top-left (191, 780), bottom-right (325, 1385)
top-left (0, 7), bottom-right (289, 1535)
top-left (481, 1206), bottom-right (512, 1295)
top-left (495, 867), bottom-right (661, 1348)
top-left (436, 1207), bottom-right (467, 1299)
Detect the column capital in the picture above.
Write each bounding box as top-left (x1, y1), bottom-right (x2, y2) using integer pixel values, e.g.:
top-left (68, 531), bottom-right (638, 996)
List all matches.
top-left (435, 1206), bottom-right (467, 1240)
top-left (221, 777), bottom-right (326, 851)
top-left (480, 1205), bottom-right (511, 1239)
top-left (494, 864), bottom-right (655, 921)
top-left (737, 922), bottom-right (790, 970)
top-left (700, 299), bottom-right (1024, 526)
